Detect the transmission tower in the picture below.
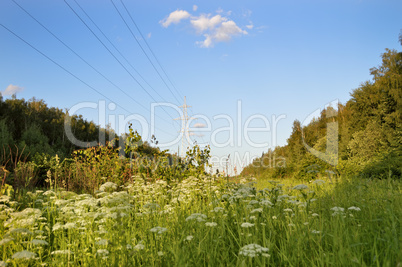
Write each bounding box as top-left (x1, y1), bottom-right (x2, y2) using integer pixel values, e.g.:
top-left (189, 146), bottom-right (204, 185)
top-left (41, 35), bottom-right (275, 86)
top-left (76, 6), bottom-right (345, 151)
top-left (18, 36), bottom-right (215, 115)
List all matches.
top-left (175, 96), bottom-right (193, 157)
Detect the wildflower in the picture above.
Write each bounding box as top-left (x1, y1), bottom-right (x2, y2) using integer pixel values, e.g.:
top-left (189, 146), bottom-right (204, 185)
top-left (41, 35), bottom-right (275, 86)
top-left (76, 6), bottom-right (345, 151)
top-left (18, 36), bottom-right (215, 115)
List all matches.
top-left (249, 216), bottom-right (256, 220)
top-left (205, 222), bottom-right (217, 227)
top-left (96, 239), bottom-right (109, 246)
top-left (250, 208), bottom-right (263, 214)
top-left (31, 239), bottom-right (49, 246)
top-left (134, 242), bottom-right (145, 250)
top-left (293, 184), bottom-right (308, 190)
top-left (348, 206), bottom-right (361, 211)
top-left (12, 250), bottom-right (36, 260)
top-left (52, 223), bottom-right (64, 232)
top-left (331, 207), bottom-right (344, 212)
top-left (51, 250), bottom-right (72, 255)
top-left (64, 222), bottom-right (76, 230)
top-left (239, 244), bottom-right (270, 258)
top-left (150, 226), bottom-right (168, 234)
top-left (241, 222), bottom-right (254, 228)
top-left (211, 207), bottom-right (224, 213)
top-left (312, 179), bottom-right (325, 185)
top-left (288, 223), bottom-right (295, 227)
top-left (272, 216), bottom-right (277, 220)
top-left (157, 251), bottom-right (164, 256)
top-left (0, 238), bottom-right (14, 245)
top-left (185, 235), bottom-right (194, 241)
top-left (311, 230), bottom-right (321, 234)
top-left (283, 208), bottom-right (293, 212)
top-left (260, 200), bottom-right (273, 206)
top-left (0, 261), bottom-right (6, 267)
top-left (97, 249), bottom-right (109, 255)
top-left (303, 222), bottom-right (309, 225)
top-left (99, 182), bottom-right (118, 192)
top-left (312, 213), bottom-right (319, 217)
top-left (186, 213), bottom-right (207, 222)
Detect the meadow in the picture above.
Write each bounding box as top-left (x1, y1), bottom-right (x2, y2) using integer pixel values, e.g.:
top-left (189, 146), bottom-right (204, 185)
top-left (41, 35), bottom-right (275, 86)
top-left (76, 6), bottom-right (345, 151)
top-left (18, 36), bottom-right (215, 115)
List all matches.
top-left (0, 174), bottom-right (400, 266)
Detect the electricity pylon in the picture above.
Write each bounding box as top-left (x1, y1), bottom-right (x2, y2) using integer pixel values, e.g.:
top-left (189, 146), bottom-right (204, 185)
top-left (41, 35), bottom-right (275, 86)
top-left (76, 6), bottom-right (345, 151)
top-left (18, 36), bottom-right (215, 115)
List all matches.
top-left (175, 96), bottom-right (193, 157)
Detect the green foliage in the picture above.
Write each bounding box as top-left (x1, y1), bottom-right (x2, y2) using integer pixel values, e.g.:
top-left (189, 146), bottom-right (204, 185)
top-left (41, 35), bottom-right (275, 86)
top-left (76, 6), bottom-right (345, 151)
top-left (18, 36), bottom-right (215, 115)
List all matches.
top-left (242, 44), bottom-right (402, 180)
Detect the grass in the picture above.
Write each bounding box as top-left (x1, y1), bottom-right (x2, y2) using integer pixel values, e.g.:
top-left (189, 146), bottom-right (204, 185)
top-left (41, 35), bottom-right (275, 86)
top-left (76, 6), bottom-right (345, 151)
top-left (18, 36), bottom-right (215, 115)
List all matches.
top-left (0, 175), bottom-right (400, 266)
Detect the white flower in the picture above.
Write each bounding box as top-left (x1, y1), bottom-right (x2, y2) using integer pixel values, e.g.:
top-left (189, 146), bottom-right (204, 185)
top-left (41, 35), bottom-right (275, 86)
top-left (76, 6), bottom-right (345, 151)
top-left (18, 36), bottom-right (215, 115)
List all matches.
top-left (250, 208), bottom-right (263, 214)
top-left (31, 239), bottom-right (49, 246)
top-left (157, 251), bottom-right (164, 256)
top-left (96, 239), bottom-right (109, 246)
top-left (348, 206), bottom-right (361, 211)
top-left (312, 213), bottom-right (319, 217)
top-left (241, 222), bottom-right (254, 228)
top-left (311, 230), bottom-right (321, 234)
top-left (205, 222), bottom-right (217, 227)
top-left (331, 207), bottom-right (344, 212)
top-left (0, 238), bottom-right (14, 245)
top-left (52, 223), bottom-right (64, 232)
top-left (12, 250), bottom-right (36, 260)
top-left (239, 244), bottom-right (269, 258)
top-left (99, 182), bottom-right (118, 192)
top-left (312, 179), bottom-right (325, 185)
top-left (272, 216), bottom-right (277, 220)
top-left (293, 184), bottom-right (308, 190)
top-left (64, 222), bottom-right (76, 230)
top-left (51, 250), bottom-right (72, 255)
top-left (185, 235), bottom-right (194, 241)
top-left (134, 242), bottom-right (145, 250)
top-left (0, 261), bottom-right (6, 267)
top-left (283, 208), bottom-right (293, 212)
top-left (186, 213), bottom-right (207, 222)
top-left (97, 249), bottom-right (109, 255)
top-left (150, 226), bottom-right (167, 234)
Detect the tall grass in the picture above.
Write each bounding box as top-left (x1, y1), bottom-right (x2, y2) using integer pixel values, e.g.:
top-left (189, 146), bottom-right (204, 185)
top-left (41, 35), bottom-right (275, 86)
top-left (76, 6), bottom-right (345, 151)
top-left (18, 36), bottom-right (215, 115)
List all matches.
top-left (0, 175), bottom-right (400, 266)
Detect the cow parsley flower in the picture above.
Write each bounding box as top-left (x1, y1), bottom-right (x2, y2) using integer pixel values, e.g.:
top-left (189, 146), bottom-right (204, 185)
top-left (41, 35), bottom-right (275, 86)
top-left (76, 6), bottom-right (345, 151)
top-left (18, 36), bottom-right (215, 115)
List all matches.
top-left (30, 239), bottom-right (49, 246)
top-left (185, 235), bottom-right (194, 241)
top-left (12, 250), bottom-right (36, 260)
top-left (293, 184), bottom-right (308, 190)
top-left (150, 226), bottom-right (167, 234)
top-left (51, 250), bottom-right (72, 255)
top-left (241, 222), bottom-right (254, 228)
top-left (348, 206), bottom-right (361, 211)
top-left (97, 249), bottom-right (109, 255)
top-left (186, 213), bottom-right (207, 222)
top-left (205, 222), bottom-right (217, 227)
top-left (239, 244), bottom-right (270, 258)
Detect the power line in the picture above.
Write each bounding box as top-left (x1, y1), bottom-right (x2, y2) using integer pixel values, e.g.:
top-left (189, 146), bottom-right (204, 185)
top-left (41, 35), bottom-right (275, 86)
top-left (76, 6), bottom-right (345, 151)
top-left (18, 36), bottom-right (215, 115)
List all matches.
top-left (11, 0), bottom-right (177, 135)
top-left (11, 0), bottom-right (149, 114)
top-left (119, 0), bottom-right (184, 100)
top-left (111, 0), bottom-right (181, 105)
top-left (71, 0), bottom-right (168, 104)
top-left (64, 0), bottom-right (181, 126)
top-left (0, 23), bottom-right (176, 138)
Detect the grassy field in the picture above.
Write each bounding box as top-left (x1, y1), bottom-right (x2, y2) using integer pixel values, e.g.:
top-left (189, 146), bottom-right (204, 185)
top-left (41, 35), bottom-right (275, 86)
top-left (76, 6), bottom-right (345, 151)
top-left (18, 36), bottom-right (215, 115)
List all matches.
top-left (0, 175), bottom-right (400, 266)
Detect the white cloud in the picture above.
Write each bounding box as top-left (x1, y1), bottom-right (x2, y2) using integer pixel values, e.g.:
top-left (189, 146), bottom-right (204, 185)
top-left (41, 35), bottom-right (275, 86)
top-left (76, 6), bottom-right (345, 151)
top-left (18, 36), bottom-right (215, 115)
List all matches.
top-left (161, 8), bottom-right (249, 48)
top-left (199, 20), bottom-right (247, 48)
top-left (191, 14), bottom-right (225, 33)
top-left (2, 84), bottom-right (23, 96)
top-left (193, 123), bottom-right (207, 128)
top-left (147, 32), bottom-right (152, 39)
top-left (160, 10), bottom-right (191, 28)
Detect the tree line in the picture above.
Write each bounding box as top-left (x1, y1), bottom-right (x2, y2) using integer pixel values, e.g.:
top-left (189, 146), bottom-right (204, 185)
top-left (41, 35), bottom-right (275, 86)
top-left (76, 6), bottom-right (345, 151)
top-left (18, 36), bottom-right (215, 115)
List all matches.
top-left (242, 44), bottom-right (401, 179)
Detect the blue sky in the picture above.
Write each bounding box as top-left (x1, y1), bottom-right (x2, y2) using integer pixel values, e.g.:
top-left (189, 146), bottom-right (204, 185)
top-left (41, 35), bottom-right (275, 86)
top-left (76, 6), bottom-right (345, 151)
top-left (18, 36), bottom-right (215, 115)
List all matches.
top-left (1, 0), bottom-right (401, 174)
